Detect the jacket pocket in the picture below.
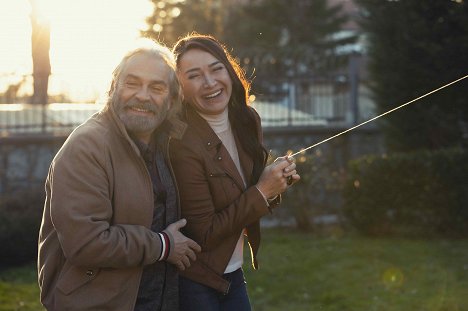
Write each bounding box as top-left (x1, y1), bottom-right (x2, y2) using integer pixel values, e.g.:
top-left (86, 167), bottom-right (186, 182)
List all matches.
top-left (207, 172), bottom-right (238, 209)
top-left (57, 264), bottom-right (100, 295)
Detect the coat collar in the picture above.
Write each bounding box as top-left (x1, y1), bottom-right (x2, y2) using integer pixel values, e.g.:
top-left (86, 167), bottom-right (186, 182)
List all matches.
top-left (185, 106), bottom-right (253, 189)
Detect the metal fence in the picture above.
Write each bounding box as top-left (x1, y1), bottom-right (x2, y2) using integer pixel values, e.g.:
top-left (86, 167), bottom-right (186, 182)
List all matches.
top-left (1, 59), bottom-right (365, 136)
top-left (0, 103), bottom-right (104, 136)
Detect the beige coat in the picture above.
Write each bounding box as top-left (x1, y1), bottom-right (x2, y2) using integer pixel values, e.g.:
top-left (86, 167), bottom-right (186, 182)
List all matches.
top-left (37, 108), bottom-right (185, 310)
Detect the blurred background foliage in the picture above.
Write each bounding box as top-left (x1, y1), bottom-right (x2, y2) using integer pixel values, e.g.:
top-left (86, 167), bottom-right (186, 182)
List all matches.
top-left (343, 148), bottom-right (468, 237)
top-left (142, 0), bottom-right (357, 92)
top-left (357, 0), bottom-right (468, 152)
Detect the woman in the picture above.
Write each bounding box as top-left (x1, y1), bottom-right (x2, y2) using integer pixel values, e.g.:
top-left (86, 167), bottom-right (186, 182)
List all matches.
top-left (170, 34), bottom-right (300, 310)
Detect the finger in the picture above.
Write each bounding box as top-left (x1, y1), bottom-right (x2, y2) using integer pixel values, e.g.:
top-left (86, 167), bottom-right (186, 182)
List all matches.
top-left (177, 262), bottom-right (185, 271)
top-left (186, 249), bottom-right (197, 262)
top-left (289, 174), bottom-right (301, 185)
top-left (172, 218), bottom-right (187, 230)
top-left (188, 240), bottom-right (202, 252)
top-left (273, 156), bottom-right (288, 163)
top-left (275, 160), bottom-right (291, 170)
top-left (181, 256), bottom-right (191, 269)
top-left (283, 163), bottom-right (296, 173)
top-left (283, 169), bottom-right (297, 177)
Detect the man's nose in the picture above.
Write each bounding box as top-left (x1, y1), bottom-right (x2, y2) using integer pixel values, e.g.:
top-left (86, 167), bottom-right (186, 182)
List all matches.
top-left (135, 86), bottom-right (150, 101)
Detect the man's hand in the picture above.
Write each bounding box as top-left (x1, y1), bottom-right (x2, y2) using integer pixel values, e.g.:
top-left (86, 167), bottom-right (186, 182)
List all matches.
top-left (163, 219), bottom-right (201, 271)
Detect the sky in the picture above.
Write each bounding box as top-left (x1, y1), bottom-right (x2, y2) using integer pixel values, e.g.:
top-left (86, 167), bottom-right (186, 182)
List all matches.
top-left (0, 0), bottom-right (154, 102)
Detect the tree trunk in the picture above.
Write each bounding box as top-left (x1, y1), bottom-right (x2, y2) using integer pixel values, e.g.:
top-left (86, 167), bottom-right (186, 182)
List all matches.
top-left (30, 1), bottom-right (51, 105)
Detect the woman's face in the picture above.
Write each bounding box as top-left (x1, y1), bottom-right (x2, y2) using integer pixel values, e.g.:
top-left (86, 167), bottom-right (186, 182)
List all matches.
top-left (177, 48), bottom-right (233, 115)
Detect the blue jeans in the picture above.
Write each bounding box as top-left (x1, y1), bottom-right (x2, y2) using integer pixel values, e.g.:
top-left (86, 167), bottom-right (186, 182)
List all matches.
top-left (179, 268), bottom-right (252, 311)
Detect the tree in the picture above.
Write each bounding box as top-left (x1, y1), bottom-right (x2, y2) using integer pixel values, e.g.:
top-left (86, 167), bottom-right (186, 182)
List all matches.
top-left (141, 0), bottom-right (226, 46)
top-left (357, 0), bottom-right (468, 151)
top-left (30, 0), bottom-right (51, 105)
top-left (142, 0), bottom-right (356, 82)
top-left (224, 0), bottom-right (356, 80)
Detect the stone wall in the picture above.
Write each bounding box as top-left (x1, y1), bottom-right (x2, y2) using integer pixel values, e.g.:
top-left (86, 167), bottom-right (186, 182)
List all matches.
top-left (0, 126), bottom-right (384, 195)
top-left (0, 135), bottom-right (66, 194)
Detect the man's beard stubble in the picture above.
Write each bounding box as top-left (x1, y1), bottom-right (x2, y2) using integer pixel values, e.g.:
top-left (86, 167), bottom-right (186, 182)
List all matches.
top-left (113, 94), bottom-right (170, 136)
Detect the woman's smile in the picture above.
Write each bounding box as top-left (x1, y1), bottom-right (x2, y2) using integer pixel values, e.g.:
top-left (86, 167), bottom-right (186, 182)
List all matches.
top-left (178, 48), bottom-right (233, 115)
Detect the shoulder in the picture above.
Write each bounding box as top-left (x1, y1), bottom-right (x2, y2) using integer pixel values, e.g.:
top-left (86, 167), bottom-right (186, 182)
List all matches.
top-left (53, 113), bottom-right (112, 164)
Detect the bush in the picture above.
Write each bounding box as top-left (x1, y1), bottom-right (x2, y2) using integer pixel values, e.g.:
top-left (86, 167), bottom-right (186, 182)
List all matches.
top-left (284, 149), bottom-right (345, 231)
top-left (343, 148), bottom-right (468, 237)
top-left (0, 189), bottom-right (44, 268)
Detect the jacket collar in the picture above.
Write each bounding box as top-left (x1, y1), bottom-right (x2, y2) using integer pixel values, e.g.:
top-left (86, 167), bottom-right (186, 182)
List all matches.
top-left (184, 105), bottom-right (253, 189)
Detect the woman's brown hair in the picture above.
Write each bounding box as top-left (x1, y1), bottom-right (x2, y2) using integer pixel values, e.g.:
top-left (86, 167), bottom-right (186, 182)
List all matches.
top-left (173, 34), bottom-right (267, 184)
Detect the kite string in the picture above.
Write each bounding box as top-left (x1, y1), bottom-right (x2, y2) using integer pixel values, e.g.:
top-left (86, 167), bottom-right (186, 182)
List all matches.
top-left (289, 74), bottom-right (468, 158)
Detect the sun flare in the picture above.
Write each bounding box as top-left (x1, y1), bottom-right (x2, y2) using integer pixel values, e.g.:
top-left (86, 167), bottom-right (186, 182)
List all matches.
top-left (1, 0), bottom-right (153, 102)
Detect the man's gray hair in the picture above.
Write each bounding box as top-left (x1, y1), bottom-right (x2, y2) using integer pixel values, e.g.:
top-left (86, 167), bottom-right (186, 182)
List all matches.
top-left (105, 39), bottom-right (182, 118)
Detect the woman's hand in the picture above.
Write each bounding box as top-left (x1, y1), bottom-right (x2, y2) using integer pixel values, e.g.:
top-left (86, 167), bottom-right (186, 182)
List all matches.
top-left (281, 156), bottom-right (300, 186)
top-left (255, 156), bottom-right (300, 199)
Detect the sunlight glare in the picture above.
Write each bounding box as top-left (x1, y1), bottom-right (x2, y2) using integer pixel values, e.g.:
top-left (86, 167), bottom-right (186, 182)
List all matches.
top-left (1, 0), bottom-right (153, 102)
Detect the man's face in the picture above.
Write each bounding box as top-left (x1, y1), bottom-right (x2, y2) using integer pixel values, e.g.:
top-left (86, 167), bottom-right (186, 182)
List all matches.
top-left (112, 53), bottom-right (172, 139)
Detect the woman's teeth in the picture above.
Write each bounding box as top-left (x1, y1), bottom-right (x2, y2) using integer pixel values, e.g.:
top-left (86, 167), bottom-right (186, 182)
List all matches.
top-left (204, 90), bottom-right (222, 99)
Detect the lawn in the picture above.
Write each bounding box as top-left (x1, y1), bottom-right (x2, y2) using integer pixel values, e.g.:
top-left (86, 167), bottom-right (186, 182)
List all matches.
top-left (0, 264), bottom-right (43, 311)
top-left (245, 229), bottom-right (468, 311)
top-left (1, 228), bottom-right (467, 310)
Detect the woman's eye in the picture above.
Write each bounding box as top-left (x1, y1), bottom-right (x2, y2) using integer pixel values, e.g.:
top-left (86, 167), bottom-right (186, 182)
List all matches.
top-left (188, 74), bottom-right (200, 79)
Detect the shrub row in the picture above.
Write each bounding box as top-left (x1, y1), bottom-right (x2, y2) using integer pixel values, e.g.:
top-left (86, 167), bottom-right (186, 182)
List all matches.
top-left (283, 149), bottom-right (345, 231)
top-left (343, 148), bottom-right (468, 237)
top-left (0, 189), bottom-right (44, 267)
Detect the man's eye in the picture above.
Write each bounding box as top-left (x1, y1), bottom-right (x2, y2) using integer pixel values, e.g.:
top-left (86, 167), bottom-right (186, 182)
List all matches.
top-left (126, 82), bottom-right (139, 88)
top-left (150, 86), bottom-right (164, 92)
top-left (213, 66), bottom-right (224, 71)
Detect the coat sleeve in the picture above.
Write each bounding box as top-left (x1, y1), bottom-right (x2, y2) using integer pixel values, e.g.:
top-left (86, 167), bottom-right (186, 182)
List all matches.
top-left (170, 138), bottom-right (270, 251)
top-left (48, 131), bottom-right (162, 268)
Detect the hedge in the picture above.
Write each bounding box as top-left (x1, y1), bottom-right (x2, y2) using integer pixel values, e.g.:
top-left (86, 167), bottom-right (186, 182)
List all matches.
top-left (0, 189), bottom-right (44, 267)
top-left (343, 148), bottom-right (468, 237)
top-left (283, 149), bottom-right (345, 231)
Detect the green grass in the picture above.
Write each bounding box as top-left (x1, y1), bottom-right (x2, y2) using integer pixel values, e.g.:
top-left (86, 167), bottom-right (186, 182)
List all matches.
top-left (244, 228), bottom-right (468, 311)
top-left (1, 229), bottom-right (467, 310)
top-left (0, 264), bottom-right (43, 311)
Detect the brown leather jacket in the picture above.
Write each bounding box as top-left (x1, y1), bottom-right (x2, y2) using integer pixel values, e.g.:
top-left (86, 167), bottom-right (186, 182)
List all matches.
top-left (169, 106), bottom-right (279, 294)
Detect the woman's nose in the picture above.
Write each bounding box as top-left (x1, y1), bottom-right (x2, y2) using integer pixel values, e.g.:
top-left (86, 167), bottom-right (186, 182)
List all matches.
top-left (203, 74), bottom-right (216, 88)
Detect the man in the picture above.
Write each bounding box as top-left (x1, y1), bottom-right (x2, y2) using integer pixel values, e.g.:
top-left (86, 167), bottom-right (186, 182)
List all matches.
top-left (38, 40), bottom-right (201, 311)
